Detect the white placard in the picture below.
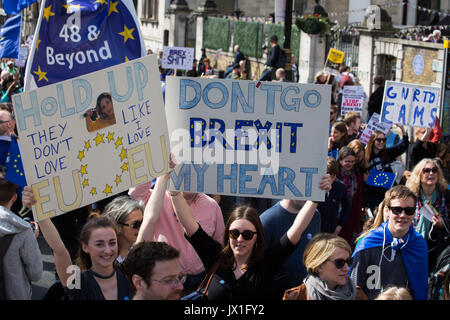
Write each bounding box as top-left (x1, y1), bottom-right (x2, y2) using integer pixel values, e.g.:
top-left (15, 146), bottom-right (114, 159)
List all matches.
top-left (162, 46), bottom-right (195, 70)
top-left (341, 85), bottom-right (366, 116)
top-left (359, 112), bottom-right (392, 145)
top-left (380, 81), bottom-right (440, 128)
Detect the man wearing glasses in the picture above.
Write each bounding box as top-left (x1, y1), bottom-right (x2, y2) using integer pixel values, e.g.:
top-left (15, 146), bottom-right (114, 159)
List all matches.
top-left (350, 185), bottom-right (428, 300)
top-left (122, 241), bottom-right (184, 300)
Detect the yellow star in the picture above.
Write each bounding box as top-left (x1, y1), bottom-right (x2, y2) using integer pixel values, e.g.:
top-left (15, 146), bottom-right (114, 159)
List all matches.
top-left (82, 179), bottom-right (89, 188)
top-left (33, 66), bottom-right (48, 82)
top-left (63, 3), bottom-right (82, 14)
top-left (120, 162), bottom-right (128, 172)
top-left (118, 25), bottom-right (135, 43)
top-left (94, 0), bottom-right (108, 5)
top-left (114, 137), bottom-right (123, 149)
top-left (119, 148), bottom-right (127, 161)
top-left (77, 150), bottom-right (85, 161)
top-left (90, 187), bottom-right (97, 195)
top-left (43, 5), bottom-right (55, 22)
top-left (106, 132), bottom-right (115, 143)
top-left (80, 164), bottom-right (88, 176)
top-left (114, 175), bottom-right (122, 186)
top-left (94, 132), bottom-right (105, 145)
top-left (84, 140), bottom-right (91, 151)
top-left (109, 1), bottom-right (119, 15)
top-left (125, 56), bottom-right (129, 62)
top-left (35, 37), bottom-right (41, 51)
top-left (103, 184), bottom-right (112, 196)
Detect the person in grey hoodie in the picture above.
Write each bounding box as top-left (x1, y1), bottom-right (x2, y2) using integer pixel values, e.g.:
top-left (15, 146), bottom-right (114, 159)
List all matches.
top-left (0, 178), bottom-right (42, 299)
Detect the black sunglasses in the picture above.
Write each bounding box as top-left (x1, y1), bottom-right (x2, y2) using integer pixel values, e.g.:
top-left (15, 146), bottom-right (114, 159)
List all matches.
top-left (228, 229), bottom-right (257, 241)
top-left (388, 206), bottom-right (416, 216)
top-left (422, 167), bottom-right (438, 174)
top-left (375, 138), bottom-right (387, 142)
top-left (119, 220), bottom-right (143, 229)
top-left (328, 258), bottom-right (352, 269)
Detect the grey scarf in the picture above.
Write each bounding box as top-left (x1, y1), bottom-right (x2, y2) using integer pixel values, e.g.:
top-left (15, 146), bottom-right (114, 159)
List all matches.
top-left (304, 275), bottom-right (357, 300)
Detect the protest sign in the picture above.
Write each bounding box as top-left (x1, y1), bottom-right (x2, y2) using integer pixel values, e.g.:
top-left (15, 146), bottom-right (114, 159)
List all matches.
top-left (340, 85), bottom-right (365, 116)
top-left (165, 77), bottom-right (330, 201)
top-left (359, 112), bottom-right (392, 145)
top-left (16, 46), bottom-right (28, 68)
top-left (162, 46), bottom-right (195, 70)
top-left (324, 48), bottom-right (345, 75)
top-left (12, 54), bottom-right (169, 221)
top-left (380, 81), bottom-right (440, 128)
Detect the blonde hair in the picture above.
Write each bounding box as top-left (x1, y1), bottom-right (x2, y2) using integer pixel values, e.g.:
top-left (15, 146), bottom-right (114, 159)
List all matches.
top-left (405, 158), bottom-right (448, 195)
top-left (374, 286), bottom-right (413, 300)
top-left (303, 233), bottom-right (352, 276)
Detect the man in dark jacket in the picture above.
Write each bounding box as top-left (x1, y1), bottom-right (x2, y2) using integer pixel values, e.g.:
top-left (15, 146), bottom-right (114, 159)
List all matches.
top-left (368, 75), bottom-right (385, 120)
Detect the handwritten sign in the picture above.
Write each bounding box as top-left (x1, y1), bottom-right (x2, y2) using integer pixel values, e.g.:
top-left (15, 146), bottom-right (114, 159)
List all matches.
top-left (360, 113), bottom-right (392, 145)
top-left (165, 77), bottom-right (330, 201)
top-left (12, 54), bottom-right (170, 221)
top-left (162, 46), bottom-right (194, 70)
top-left (380, 81), bottom-right (440, 128)
top-left (341, 85), bottom-right (365, 116)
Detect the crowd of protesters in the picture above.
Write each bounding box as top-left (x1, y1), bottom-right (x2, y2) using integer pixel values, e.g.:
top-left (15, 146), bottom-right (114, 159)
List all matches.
top-left (1, 40), bottom-right (450, 303)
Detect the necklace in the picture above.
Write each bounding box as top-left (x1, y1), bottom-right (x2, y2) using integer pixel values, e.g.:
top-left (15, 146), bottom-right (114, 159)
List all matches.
top-left (90, 268), bottom-right (116, 279)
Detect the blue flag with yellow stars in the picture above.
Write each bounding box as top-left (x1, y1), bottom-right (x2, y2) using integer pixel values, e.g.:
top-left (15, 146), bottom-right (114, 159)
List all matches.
top-left (2, 0), bottom-right (38, 15)
top-left (0, 14), bottom-right (22, 58)
top-left (24, 0), bottom-right (145, 90)
top-left (5, 137), bottom-right (27, 190)
top-left (366, 168), bottom-right (396, 189)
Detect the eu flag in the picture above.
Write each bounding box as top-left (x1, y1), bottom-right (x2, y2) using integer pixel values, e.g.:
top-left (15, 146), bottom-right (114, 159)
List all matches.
top-left (4, 137), bottom-right (27, 189)
top-left (24, 0), bottom-right (145, 89)
top-left (2, 0), bottom-right (37, 15)
top-left (366, 168), bottom-right (396, 189)
top-left (0, 14), bottom-right (22, 58)
top-left (328, 148), bottom-right (338, 159)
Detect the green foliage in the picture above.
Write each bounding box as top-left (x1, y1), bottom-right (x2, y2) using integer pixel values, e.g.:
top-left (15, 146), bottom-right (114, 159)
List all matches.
top-left (204, 17), bottom-right (230, 51)
top-left (233, 20), bottom-right (264, 59)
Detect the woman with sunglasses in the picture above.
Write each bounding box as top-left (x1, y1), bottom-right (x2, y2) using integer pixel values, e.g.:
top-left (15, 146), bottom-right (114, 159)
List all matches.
top-left (169, 175), bottom-right (331, 300)
top-left (283, 233), bottom-right (367, 300)
top-left (364, 128), bottom-right (409, 213)
top-left (405, 158), bottom-right (450, 272)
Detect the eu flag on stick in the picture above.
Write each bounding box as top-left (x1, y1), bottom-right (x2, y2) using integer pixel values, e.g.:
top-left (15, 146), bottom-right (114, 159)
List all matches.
top-left (2, 0), bottom-right (37, 15)
top-left (5, 138), bottom-right (27, 191)
top-left (24, 0), bottom-right (146, 90)
top-left (0, 14), bottom-right (22, 58)
top-left (366, 168), bottom-right (396, 189)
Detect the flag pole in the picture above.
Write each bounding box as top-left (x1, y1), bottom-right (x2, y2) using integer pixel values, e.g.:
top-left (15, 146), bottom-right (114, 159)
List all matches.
top-left (23, 0), bottom-right (47, 91)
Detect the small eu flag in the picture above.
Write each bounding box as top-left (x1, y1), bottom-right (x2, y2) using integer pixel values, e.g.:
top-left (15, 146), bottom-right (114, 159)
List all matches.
top-left (366, 168), bottom-right (396, 189)
top-left (5, 138), bottom-right (27, 190)
top-left (0, 14), bottom-right (22, 58)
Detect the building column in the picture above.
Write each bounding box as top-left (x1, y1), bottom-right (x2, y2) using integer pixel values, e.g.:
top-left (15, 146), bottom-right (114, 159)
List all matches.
top-left (167, 1), bottom-right (192, 47)
top-left (298, 31), bottom-right (326, 83)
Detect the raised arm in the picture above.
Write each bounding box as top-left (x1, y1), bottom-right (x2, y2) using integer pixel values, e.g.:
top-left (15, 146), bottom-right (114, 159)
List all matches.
top-left (22, 186), bottom-right (73, 288)
top-left (286, 175), bottom-right (332, 245)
